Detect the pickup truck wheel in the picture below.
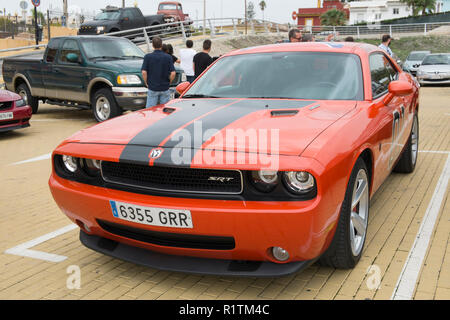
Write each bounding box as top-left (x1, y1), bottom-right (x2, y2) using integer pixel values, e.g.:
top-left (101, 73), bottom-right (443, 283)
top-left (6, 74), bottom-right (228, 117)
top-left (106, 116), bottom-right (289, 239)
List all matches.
top-left (16, 83), bottom-right (39, 114)
top-left (319, 158), bottom-right (370, 269)
top-left (92, 88), bottom-right (122, 122)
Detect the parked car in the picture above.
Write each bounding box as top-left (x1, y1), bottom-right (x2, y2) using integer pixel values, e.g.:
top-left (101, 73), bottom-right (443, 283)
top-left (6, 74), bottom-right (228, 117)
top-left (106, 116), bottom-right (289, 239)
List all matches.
top-left (2, 36), bottom-right (184, 122)
top-left (403, 50), bottom-right (431, 76)
top-left (49, 42), bottom-right (419, 276)
top-left (0, 89), bottom-right (32, 133)
top-left (416, 53), bottom-right (450, 85)
top-left (78, 6), bottom-right (168, 37)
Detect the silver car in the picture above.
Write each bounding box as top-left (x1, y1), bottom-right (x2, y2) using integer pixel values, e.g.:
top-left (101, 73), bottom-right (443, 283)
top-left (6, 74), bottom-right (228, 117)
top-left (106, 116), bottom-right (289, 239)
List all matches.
top-left (416, 53), bottom-right (450, 85)
top-left (403, 50), bottom-right (430, 76)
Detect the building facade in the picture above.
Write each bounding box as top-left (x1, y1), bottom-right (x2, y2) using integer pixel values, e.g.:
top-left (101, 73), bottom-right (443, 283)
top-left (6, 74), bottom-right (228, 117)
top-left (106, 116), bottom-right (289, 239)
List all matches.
top-left (295, 0), bottom-right (350, 27)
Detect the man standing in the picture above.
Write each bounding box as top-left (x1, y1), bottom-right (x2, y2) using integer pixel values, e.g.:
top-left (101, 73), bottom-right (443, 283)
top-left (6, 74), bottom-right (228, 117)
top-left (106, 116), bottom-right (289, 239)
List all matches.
top-left (141, 37), bottom-right (176, 108)
top-left (179, 40), bottom-right (197, 83)
top-left (288, 28), bottom-right (302, 42)
top-left (193, 39), bottom-right (213, 79)
top-left (378, 34), bottom-right (393, 57)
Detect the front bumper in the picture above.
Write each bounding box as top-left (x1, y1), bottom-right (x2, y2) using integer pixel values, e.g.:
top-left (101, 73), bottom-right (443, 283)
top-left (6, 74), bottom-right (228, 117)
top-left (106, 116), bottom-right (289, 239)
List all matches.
top-left (80, 230), bottom-right (316, 277)
top-left (112, 87), bottom-right (148, 110)
top-left (49, 171), bottom-right (339, 270)
top-left (417, 77), bottom-right (450, 85)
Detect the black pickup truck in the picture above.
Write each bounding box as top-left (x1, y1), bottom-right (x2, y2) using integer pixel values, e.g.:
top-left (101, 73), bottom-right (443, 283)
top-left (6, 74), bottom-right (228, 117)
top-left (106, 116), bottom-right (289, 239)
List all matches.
top-left (2, 36), bottom-right (184, 122)
top-left (78, 6), bottom-right (169, 36)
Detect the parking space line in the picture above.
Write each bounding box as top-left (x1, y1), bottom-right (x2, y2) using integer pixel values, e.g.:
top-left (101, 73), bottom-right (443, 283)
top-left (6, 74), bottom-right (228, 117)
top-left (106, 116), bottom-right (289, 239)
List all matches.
top-left (4, 224), bottom-right (77, 262)
top-left (9, 153), bottom-right (52, 166)
top-left (391, 154), bottom-right (450, 300)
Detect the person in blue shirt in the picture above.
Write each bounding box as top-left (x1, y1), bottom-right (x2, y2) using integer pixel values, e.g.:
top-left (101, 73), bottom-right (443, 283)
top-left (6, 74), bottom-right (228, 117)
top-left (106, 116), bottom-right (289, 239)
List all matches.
top-left (141, 37), bottom-right (176, 108)
top-left (378, 34), bottom-right (394, 57)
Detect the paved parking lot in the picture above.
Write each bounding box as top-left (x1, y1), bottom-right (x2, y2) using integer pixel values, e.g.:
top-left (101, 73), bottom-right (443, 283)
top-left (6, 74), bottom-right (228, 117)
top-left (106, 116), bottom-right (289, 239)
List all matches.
top-left (0, 86), bottom-right (448, 300)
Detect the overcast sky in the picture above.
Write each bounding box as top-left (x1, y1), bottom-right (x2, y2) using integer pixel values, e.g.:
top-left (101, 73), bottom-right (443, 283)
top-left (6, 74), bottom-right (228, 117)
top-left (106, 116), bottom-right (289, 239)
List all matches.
top-left (0, 0), bottom-right (317, 24)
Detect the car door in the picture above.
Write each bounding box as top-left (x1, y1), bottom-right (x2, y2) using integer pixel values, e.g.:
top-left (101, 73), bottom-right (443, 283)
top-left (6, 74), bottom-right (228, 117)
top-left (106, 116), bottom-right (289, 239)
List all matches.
top-left (52, 39), bottom-right (90, 103)
top-left (369, 52), bottom-right (407, 182)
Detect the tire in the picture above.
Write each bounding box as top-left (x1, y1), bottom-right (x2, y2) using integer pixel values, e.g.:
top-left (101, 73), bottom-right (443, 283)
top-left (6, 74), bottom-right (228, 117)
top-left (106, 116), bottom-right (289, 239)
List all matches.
top-left (394, 113), bottom-right (419, 173)
top-left (91, 88), bottom-right (122, 122)
top-left (319, 158), bottom-right (370, 269)
top-left (16, 83), bottom-right (39, 114)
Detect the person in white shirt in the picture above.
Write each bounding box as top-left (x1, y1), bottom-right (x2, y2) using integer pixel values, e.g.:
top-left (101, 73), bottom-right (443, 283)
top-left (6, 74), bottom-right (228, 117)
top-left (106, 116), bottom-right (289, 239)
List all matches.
top-left (179, 40), bottom-right (197, 83)
top-left (378, 34), bottom-right (393, 57)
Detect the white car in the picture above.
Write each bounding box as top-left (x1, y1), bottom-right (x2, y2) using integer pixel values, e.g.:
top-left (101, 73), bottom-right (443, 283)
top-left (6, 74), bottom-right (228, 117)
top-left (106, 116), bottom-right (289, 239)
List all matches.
top-left (403, 50), bottom-right (430, 76)
top-left (416, 53), bottom-right (450, 85)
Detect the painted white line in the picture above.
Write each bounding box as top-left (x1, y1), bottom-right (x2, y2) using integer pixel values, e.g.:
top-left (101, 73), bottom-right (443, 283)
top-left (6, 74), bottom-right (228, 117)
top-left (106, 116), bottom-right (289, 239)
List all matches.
top-left (4, 224), bottom-right (78, 262)
top-left (419, 150), bottom-right (450, 154)
top-left (391, 154), bottom-right (450, 300)
top-left (9, 153), bottom-right (52, 166)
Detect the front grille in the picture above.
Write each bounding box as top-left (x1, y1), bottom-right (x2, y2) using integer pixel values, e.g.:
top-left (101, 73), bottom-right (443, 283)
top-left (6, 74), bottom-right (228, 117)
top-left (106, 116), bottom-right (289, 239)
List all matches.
top-left (78, 26), bottom-right (97, 34)
top-left (101, 161), bottom-right (243, 194)
top-left (0, 101), bottom-right (12, 111)
top-left (97, 219), bottom-right (235, 250)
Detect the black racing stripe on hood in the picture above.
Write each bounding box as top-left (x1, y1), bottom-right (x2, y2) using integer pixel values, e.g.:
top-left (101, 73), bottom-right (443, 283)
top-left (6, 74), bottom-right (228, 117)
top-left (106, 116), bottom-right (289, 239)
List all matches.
top-left (119, 99), bottom-right (237, 165)
top-left (152, 99), bottom-right (316, 167)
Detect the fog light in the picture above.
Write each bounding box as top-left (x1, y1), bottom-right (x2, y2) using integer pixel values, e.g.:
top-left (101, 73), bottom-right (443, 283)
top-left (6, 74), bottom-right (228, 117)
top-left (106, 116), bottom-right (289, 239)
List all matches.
top-left (272, 246), bottom-right (290, 262)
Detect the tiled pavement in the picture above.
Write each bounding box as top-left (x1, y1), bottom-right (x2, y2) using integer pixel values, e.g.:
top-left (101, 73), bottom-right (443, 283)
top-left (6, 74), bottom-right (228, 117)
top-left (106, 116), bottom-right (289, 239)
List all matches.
top-left (0, 86), bottom-right (448, 300)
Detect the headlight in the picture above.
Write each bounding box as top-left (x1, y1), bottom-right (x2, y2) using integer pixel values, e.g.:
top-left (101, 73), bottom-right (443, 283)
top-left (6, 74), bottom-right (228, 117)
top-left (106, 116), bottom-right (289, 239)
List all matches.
top-left (117, 74), bottom-right (142, 85)
top-left (96, 26), bottom-right (105, 34)
top-left (62, 155), bottom-right (78, 173)
top-left (249, 170), bottom-right (278, 193)
top-left (81, 158), bottom-right (101, 177)
top-left (15, 99), bottom-right (27, 107)
top-left (282, 171), bottom-right (315, 194)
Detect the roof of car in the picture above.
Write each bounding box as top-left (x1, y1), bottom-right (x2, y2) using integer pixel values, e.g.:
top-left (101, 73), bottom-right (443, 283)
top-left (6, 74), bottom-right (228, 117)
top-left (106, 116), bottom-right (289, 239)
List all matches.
top-left (225, 42), bottom-right (380, 57)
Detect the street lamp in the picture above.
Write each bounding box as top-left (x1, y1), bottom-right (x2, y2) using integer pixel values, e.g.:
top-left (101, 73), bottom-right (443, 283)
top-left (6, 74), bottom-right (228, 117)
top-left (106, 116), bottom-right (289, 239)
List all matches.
top-left (203, 0), bottom-right (206, 35)
top-left (245, 0), bottom-right (247, 35)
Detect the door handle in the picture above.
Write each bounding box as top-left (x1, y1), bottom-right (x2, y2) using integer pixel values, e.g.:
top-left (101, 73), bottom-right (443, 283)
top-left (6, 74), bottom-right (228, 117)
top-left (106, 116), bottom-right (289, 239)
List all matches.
top-left (53, 68), bottom-right (61, 73)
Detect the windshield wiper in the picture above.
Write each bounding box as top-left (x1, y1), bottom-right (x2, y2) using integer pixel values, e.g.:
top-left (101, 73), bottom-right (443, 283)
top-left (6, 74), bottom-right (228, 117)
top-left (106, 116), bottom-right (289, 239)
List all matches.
top-left (121, 55), bottom-right (144, 59)
top-left (182, 94), bottom-right (221, 98)
top-left (90, 56), bottom-right (125, 60)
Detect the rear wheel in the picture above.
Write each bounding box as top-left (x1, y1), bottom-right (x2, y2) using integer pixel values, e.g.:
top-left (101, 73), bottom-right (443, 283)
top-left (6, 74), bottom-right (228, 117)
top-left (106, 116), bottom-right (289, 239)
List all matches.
top-left (91, 88), bottom-right (122, 122)
top-left (319, 158), bottom-right (370, 268)
top-left (394, 113), bottom-right (419, 173)
top-left (16, 83), bottom-right (39, 114)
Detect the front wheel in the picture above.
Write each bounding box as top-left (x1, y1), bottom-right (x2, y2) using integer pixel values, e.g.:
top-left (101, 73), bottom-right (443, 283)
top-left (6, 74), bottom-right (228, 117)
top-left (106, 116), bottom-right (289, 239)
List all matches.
top-left (16, 83), bottom-right (39, 114)
top-left (91, 88), bottom-right (122, 122)
top-left (319, 158), bottom-right (370, 268)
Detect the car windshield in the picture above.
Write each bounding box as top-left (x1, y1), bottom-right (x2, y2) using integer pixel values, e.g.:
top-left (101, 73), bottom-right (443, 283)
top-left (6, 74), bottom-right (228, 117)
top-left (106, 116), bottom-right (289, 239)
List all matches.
top-left (94, 11), bottom-right (121, 20)
top-left (407, 52), bottom-right (429, 61)
top-left (421, 54), bottom-right (449, 65)
top-left (81, 38), bottom-right (145, 60)
top-left (184, 52), bottom-right (364, 100)
top-left (159, 4), bottom-right (177, 10)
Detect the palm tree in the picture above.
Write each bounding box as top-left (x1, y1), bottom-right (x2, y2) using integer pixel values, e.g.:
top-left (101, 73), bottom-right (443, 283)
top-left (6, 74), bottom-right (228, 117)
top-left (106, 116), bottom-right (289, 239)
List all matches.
top-left (259, 1), bottom-right (267, 21)
top-left (320, 9), bottom-right (347, 26)
top-left (419, 0), bottom-right (436, 14)
top-left (401, 0), bottom-right (436, 16)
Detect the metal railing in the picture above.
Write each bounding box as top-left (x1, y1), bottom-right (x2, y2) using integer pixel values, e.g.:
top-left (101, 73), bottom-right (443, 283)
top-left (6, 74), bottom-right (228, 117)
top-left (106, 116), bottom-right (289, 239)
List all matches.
top-left (0, 44), bottom-right (47, 54)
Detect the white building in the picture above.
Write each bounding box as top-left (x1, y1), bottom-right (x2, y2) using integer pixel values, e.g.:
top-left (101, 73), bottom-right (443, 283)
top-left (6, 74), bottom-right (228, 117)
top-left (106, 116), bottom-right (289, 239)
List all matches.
top-left (348, 1), bottom-right (411, 24)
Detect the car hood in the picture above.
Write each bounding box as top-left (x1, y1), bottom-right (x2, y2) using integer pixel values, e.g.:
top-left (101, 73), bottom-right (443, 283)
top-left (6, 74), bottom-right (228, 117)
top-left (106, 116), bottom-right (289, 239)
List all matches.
top-left (418, 64), bottom-right (450, 72)
top-left (80, 20), bottom-right (114, 27)
top-left (66, 98), bottom-right (356, 164)
top-left (93, 59), bottom-right (144, 73)
top-left (0, 89), bottom-right (20, 101)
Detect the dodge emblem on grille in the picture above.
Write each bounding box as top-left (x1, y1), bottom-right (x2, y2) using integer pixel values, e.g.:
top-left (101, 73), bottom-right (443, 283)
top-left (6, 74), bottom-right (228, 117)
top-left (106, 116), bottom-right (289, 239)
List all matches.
top-left (208, 177), bottom-right (234, 182)
top-left (149, 147), bottom-right (164, 159)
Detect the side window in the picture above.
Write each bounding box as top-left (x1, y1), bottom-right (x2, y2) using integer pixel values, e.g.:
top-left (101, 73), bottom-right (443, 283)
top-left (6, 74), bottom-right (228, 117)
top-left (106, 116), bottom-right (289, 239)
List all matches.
top-left (131, 8), bottom-right (141, 19)
top-left (59, 40), bottom-right (81, 64)
top-left (369, 53), bottom-right (397, 98)
top-left (122, 9), bottom-right (133, 20)
top-left (45, 39), bottom-right (60, 63)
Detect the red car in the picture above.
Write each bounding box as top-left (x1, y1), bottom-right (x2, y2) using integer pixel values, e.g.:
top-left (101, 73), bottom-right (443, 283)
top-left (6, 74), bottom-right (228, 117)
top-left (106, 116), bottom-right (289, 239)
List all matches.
top-left (49, 42), bottom-right (419, 276)
top-left (0, 89), bottom-right (32, 133)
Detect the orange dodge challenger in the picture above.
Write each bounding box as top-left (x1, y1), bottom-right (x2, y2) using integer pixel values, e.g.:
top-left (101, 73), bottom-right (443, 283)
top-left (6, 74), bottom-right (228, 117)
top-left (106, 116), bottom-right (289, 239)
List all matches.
top-left (49, 42), bottom-right (419, 276)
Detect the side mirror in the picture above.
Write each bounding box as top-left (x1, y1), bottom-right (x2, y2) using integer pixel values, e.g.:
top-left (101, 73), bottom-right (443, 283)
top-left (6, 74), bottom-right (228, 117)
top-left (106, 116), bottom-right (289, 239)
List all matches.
top-left (383, 80), bottom-right (413, 105)
top-left (66, 53), bottom-right (80, 63)
top-left (175, 81), bottom-right (190, 95)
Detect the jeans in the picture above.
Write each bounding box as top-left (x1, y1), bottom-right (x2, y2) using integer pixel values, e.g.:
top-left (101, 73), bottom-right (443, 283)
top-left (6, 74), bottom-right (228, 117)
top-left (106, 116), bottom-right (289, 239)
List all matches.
top-left (146, 89), bottom-right (171, 108)
top-left (186, 75), bottom-right (196, 83)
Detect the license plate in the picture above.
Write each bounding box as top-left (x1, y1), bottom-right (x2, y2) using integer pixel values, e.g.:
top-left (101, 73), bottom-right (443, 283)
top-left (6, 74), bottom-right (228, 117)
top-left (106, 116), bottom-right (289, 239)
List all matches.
top-left (0, 112), bottom-right (13, 120)
top-left (109, 200), bottom-right (193, 229)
